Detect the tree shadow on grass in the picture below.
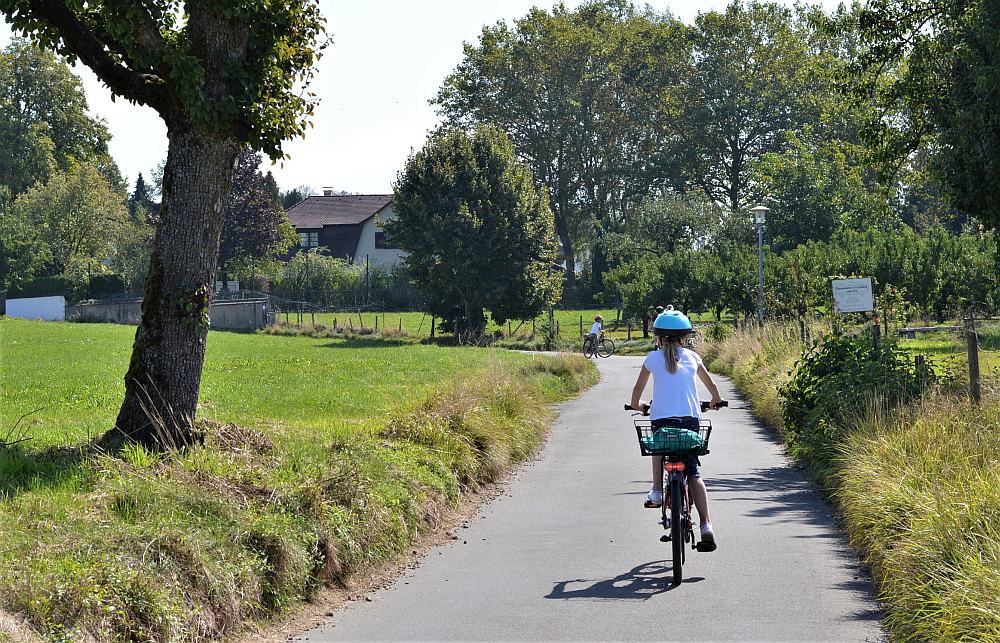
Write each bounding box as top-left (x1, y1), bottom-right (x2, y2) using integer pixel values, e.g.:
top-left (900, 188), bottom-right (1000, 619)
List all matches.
top-left (318, 337), bottom-right (416, 350)
top-left (545, 561), bottom-right (703, 601)
top-left (0, 445), bottom-right (90, 500)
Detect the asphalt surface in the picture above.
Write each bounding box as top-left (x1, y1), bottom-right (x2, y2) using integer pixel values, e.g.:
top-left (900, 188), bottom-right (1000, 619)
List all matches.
top-left (298, 356), bottom-right (884, 642)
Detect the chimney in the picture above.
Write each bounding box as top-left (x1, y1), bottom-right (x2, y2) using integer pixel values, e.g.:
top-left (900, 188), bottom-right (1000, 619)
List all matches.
top-left (323, 187), bottom-right (335, 196)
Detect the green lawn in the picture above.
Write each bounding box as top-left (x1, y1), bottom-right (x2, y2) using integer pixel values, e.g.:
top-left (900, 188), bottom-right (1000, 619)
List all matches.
top-left (0, 318), bottom-right (527, 448)
top-left (0, 318), bottom-right (596, 641)
top-left (901, 325), bottom-right (1000, 379)
top-left (275, 307), bottom-right (727, 344)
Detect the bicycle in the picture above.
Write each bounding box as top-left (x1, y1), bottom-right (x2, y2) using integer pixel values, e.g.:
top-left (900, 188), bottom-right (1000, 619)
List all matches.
top-left (582, 332), bottom-right (615, 358)
top-left (624, 399), bottom-right (727, 585)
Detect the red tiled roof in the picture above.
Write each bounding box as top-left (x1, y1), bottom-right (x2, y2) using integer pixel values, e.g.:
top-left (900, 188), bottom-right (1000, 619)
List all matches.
top-left (287, 194), bottom-right (392, 228)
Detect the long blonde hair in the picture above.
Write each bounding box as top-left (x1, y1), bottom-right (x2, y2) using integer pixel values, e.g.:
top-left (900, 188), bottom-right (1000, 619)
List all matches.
top-left (660, 333), bottom-right (690, 374)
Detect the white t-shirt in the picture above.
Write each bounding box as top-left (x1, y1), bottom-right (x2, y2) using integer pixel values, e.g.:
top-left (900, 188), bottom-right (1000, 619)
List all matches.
top-left (590, 321), bottom-right (602, 335)
top-left (642, 346), bottom-right (703, 420)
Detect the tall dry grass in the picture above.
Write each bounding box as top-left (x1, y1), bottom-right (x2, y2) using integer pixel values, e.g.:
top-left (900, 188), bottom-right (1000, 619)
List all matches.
top-left (703, 324), bottom-right (1000, 640)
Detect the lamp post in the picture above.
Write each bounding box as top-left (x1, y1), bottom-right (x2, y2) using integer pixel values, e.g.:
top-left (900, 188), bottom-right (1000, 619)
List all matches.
top-left (751, 205), bottom-right (769, 326)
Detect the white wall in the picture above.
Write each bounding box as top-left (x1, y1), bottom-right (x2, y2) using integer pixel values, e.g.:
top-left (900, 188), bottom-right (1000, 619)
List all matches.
top-left (6, 296), bottom-right (66, 321)
top-left (353, 204), bottom-right (407, 270)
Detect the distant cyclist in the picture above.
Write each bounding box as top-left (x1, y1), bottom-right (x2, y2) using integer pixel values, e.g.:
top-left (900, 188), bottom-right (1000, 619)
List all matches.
top-left (629, 307), bottom-right (724, 550)
top-left (584, 315), bottom-right (603, 356)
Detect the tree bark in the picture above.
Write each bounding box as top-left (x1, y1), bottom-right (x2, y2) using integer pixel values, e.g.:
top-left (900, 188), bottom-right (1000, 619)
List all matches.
top-left (102, 127), bottom-right (240, 450)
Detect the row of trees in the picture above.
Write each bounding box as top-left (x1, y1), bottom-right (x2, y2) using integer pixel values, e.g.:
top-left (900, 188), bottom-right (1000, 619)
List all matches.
top-left (604, 193), bottom-right (997, 324)
top-left (433, 0), bottom-right (991, 305)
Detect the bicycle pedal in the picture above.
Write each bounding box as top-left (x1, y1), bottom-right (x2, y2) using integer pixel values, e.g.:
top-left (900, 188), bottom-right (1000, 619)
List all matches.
top-left (695, 541), bottom-right (717, 552)
top-left (659, 535), bottom-right (671, 543)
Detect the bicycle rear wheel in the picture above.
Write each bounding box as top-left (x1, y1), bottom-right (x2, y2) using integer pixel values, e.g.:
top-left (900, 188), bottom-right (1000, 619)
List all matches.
top-left (597, 338), bottom-right (615, 357)
top-left (670, 477), bottom-right (683, 585)
top-left (582, 339), bottom-right (595, 358)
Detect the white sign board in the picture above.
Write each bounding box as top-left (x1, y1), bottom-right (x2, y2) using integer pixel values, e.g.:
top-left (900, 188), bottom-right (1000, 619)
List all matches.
top-left (6, 295), bottom-right (66, 321)
top-left (832, 278), bottom-right (874, 313)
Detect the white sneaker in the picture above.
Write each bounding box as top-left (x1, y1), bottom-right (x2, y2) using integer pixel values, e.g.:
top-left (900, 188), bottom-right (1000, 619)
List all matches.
top-left (644, 489), bottom-right (663, 508)
top-left (700, 522), bottom-right (716, 548)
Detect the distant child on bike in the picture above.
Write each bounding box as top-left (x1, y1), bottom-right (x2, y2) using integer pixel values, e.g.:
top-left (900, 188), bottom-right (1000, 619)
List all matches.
top-left (584, 315), bottom-right (603, 355)
top-left (629, 307), bottom-right (723, 549)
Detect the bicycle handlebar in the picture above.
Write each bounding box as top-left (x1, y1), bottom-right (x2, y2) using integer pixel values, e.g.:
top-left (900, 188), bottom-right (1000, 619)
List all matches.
top-left (624, 400), bottom-right (728, 415)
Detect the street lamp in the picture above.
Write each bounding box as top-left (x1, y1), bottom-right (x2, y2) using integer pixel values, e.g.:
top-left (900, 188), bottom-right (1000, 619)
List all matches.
top-left (751, 205), bottom-right (770, 326)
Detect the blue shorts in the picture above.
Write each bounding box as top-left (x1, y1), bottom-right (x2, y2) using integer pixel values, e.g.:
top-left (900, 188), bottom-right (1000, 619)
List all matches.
top-left (651, 416), bottom-right (701, 478)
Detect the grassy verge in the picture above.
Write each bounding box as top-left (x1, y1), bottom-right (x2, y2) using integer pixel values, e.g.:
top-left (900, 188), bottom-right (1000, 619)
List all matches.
top-left (701, 324), bottom-right (1000, 639)
top-left (0, 319), bottom-right (597, 641)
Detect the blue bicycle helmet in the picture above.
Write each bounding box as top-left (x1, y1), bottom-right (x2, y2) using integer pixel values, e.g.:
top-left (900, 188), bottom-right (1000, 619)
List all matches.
top-left (652, 307), bottom-right (692, 338)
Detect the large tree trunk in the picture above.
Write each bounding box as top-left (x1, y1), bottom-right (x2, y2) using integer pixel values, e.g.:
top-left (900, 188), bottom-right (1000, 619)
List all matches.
top-left (101, 127), bottom-right (240, 450)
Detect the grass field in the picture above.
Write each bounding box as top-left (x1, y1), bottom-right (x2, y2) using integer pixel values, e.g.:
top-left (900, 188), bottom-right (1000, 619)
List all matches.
top-left (0, 318), bottom-right (597, 641)
top-left (274, 308), bottom-right (726, 350)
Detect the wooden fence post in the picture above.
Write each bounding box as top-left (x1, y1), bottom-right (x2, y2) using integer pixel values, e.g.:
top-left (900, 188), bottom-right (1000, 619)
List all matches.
top-left (579, 315), bottom-right (583, 338)
top-left (966, 315), bottom-right (982, 404)
top-left (375, 315), bottom-right (379, 331)
top-left (627, 321), bottom-right (632, 341)
top-left (431, 316), bottom-right (436, 338)
top-left (333, 318), bottom-right (337, 330)
top-left (531, 318), bottom-right (536, 337)
top-left (508, 320), bottom-right (512, 337)
top-left (399, 318), bottom-right (402, 332)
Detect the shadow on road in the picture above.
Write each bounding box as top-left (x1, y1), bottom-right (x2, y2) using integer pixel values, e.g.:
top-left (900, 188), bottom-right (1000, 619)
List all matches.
top-left (546, 561), bottom-right (704, 601)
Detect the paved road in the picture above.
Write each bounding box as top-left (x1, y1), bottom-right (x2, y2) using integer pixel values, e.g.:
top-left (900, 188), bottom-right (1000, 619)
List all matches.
top-left (298, 356), bottom-right (883, 642)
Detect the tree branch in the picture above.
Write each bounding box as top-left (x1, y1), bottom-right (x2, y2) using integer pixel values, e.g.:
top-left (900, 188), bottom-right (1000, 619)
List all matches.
top-left (26, 0), bottom-right (170, 115)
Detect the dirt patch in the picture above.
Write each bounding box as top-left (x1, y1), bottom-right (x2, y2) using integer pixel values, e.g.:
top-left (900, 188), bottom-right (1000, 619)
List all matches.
top-left (0, 609), bottom-right (42, 643)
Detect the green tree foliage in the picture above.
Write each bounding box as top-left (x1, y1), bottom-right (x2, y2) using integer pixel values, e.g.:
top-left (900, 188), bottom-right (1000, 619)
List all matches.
top-left (757, 133), bottom-right (889, 252)
top-left (778, 333), bottom-right (935, 473)
top-left (669, 1), bottom-right (816, 213)
top-left (387, 126), bottom-right (562, 334)
top-left (0, 185), bottom-right (50, 289)
top-left (435, 1), bottom-right (684, 292)
top-left (11, 162), bottom-right (127, 277)
top-left (280, 186), bottom-right (313, 210)
top-left (0, 38), bottom-right (114, 197)
top-left (857, 0), bottom-right (1000, 233)
top-left (218, 149), bottom-right (296, 281)
top-left (1, 0), bottom-right (327, 448)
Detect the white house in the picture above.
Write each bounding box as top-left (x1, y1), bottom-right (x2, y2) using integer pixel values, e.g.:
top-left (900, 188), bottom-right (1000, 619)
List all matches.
top-left (286, 192), bottom-right (406, 270)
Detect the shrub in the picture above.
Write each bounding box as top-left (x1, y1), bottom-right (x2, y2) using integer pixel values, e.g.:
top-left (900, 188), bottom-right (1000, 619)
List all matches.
top-left (778, 332), bottom-right (936, 477)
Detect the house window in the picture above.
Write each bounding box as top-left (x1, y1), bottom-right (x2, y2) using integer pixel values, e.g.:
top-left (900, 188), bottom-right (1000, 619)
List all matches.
top-left (374, 231), bottom-right (396, 249)
top-left (299, 231), bottom-right (319, 248)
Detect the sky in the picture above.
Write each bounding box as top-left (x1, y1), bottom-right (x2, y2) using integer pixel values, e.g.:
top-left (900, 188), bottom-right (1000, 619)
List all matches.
top-left (1, 0), bottom-right (842, 195)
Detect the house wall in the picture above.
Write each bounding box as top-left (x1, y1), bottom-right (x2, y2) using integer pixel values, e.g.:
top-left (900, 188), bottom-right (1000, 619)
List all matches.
top-left (7, 296), bottom-right (66, 321)
top-left (353, 204), bottom-right (407, 270)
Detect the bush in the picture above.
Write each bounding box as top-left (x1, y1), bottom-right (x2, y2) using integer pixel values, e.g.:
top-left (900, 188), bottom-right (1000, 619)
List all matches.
top-left (778, 332), bottom-right (936, 476)
top-left (6, 275), bottom-right (70, 299)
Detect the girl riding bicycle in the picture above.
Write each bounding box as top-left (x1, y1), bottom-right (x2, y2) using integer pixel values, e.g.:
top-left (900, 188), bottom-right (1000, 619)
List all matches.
top-left (629, 307), bottom-right (723, 549)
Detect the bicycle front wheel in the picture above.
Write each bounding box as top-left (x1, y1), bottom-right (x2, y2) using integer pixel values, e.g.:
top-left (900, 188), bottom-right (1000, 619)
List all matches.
top-left (597, 338), bottom-right (615, 357)
top-left (670, 477), bottom-right (684, 585)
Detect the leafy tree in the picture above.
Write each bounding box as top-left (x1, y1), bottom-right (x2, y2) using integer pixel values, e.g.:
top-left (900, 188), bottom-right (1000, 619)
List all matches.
top-left (670, 1), bottom-right (815, 213)
top-left (0, 185), bottom-right (50, 289)
top-left (107, 217), bottom-right (155, 294)
top-left (857, 0), bottom-right (1000, 236)
top-left (435, 1), bottom-right (682, 293)
top-left (757, 132), bottom-right (889, 252)
top-left (12, 162), bottom-right (127, 276)
top-left (0, 39), bottom-right (113, 196)
top-left (386, 125), bottom-right (562, 334)
top-left (219, 150), bottom-right (296, 281)
top-left (1, 0), bottom-right (326, 449)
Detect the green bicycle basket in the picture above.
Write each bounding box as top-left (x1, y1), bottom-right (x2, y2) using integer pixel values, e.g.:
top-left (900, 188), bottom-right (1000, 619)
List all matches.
top-left (639, 427), bottom-right (705, 456)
